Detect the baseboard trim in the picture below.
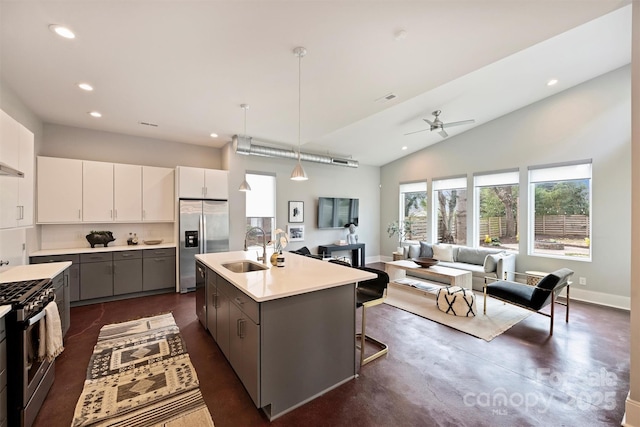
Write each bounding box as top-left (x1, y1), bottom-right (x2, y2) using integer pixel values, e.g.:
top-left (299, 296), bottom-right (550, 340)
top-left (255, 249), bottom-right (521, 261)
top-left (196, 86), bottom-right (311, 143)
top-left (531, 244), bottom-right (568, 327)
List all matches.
top-left (624, 391), bottom-right (640, 426)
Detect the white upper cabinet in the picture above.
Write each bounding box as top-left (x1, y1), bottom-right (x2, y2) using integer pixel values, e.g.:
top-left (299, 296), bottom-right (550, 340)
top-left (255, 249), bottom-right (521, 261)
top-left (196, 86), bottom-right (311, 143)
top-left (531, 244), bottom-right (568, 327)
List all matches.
top-left (82, 160), bottom-right (114, 222)
top-left (37, 158), bottom-right (174, 224)
top-left (142, 166), bottom-right (174, 221)
top-left (37, 157), bottom-right (83, 223)
top-left (114, 163), bottom-right (142, 222)
top-left (0, 110), bottom-right (34, 229)
top-left (16, 124), bottom-right (34, 227)
top-left (177, 166), bottom-right (228, 200)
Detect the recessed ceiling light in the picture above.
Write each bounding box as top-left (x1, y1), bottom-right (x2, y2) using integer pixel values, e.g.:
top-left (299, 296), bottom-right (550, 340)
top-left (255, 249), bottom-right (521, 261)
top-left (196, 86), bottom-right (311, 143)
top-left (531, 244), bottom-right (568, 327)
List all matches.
top-left (401, 146), bottom-right (408, 150)
top-left (547, 79), bottom-right (559, 86)
top-left (78, 83), bottom-right (93, 91)
top-left (210, 133), bottom-right (218, 138)
top-left (88, 111), bottom-right (102, 118)
top-left (49, 24), bottom-right (75, 39)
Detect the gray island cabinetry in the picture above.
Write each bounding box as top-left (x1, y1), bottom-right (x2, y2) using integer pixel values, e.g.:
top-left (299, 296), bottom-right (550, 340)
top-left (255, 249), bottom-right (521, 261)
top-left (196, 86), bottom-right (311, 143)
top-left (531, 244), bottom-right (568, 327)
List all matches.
top-left (196, 251), bottom-right (375, 420)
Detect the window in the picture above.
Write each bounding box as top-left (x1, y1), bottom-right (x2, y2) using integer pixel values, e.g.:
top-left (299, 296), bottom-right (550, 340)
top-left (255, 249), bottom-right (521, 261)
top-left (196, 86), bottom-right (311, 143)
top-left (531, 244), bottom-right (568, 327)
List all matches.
top-left (432, 176), bottom-right (467, 245)
top-left (245, 173), bottom-right (276, 245)
top-left (474, 170), bottom-right (520, 252)
top-left (528, 162), bottom-right (591, 260)
top-left (399, 182), bottom-right (427, 241)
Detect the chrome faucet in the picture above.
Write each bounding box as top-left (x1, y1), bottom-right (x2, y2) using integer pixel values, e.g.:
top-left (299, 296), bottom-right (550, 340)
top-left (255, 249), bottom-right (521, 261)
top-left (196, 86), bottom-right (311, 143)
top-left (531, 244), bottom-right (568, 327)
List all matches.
top-left (244, 226), bottom-right (267, 264)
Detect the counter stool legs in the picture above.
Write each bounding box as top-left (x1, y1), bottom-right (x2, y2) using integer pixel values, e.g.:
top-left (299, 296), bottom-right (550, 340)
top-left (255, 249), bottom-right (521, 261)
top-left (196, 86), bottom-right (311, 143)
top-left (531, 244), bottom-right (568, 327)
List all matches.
top-left (356, 299), bottom-right (388, 367)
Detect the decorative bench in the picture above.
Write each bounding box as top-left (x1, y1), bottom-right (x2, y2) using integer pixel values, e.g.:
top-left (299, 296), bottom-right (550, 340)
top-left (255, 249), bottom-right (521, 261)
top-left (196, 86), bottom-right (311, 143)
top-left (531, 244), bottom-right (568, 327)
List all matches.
top-left (436, 286), bottom-right (477, 317)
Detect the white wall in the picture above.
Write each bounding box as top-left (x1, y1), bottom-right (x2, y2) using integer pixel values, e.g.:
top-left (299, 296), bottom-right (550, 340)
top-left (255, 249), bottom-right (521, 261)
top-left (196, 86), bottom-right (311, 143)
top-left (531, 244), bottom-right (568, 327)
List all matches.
top-left (225, 142), bottom-right (381, 260)
top-left (381, 65), bottom-right (631, 306)
top-left (42, 123), bottom-right (223, 169)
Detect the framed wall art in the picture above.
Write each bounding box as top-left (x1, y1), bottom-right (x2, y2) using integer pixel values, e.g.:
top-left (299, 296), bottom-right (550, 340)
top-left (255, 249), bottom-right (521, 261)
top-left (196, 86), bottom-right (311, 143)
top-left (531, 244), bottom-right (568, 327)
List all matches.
top-left (288, 201), bottom-right (304, 223)
top-left (287, 224), bottom-right (305, 241)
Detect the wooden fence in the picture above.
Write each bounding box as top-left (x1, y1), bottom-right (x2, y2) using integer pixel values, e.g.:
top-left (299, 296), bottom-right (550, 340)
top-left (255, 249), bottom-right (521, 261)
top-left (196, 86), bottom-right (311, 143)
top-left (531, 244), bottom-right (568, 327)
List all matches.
top-left (534, 214), bottom-right (590, 237)
top-left (480, 214), bottom-right (589, 238)
top-left (406, 214), bottom-right (590, 241)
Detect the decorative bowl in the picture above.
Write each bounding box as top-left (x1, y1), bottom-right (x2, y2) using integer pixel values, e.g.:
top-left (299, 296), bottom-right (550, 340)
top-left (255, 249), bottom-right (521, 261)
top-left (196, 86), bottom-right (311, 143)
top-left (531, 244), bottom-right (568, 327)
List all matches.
top-left (143, 239), bottom-right (163, 245)
top-left (411, 257), bottom-right (439, 268)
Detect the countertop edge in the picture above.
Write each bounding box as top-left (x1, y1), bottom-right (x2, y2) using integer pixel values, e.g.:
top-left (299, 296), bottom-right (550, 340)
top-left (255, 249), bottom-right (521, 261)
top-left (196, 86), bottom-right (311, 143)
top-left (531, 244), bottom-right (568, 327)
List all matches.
top-left (0, 261), bottom-right (72, 283)
top-left (30, 243), bottom-right (176, 257)
top-left (0, 306), bottom-right (10, 318)
top-left (197, 251), bottom-right (376, 303)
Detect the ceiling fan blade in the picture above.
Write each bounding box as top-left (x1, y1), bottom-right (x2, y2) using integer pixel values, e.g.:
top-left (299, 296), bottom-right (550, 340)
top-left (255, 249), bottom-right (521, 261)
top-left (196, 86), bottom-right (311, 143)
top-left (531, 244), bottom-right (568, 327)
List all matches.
top-left (441, 119), bottom-right (475, 128)
top-left (404, 128), bottom-right (429, 136)
top-left (423, 118), bottom-right (435, 126)
top-left (439, 128), bottom-right (448, 138)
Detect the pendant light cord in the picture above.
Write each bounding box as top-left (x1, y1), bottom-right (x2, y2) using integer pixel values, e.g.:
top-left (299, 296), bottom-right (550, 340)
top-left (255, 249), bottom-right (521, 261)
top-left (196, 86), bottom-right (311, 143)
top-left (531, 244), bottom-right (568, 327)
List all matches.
top-left (297, 51), bottom-right (302, 162)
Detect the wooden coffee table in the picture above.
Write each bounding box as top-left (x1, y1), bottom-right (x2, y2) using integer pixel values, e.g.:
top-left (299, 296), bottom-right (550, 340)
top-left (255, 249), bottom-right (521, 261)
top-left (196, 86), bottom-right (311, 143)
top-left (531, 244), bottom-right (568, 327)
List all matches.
top-left (385, 260), bottom-right (472, 289)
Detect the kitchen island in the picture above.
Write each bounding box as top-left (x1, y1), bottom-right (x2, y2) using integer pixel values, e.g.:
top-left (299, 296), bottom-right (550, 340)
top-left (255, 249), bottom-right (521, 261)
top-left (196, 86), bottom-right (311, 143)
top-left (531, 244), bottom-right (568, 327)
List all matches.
top-left (195, 250), bottom-right (375, 420)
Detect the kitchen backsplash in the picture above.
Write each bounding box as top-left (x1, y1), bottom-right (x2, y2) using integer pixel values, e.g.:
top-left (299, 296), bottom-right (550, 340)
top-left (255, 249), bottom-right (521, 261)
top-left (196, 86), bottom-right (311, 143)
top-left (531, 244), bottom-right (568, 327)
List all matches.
top-left (40, 223), bottom-right (174, 250)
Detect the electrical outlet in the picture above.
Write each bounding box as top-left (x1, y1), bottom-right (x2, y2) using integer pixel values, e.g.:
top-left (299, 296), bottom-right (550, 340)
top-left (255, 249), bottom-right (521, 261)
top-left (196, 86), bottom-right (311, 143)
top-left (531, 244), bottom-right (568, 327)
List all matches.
top-left (579, 277), bottom-right (587, 285)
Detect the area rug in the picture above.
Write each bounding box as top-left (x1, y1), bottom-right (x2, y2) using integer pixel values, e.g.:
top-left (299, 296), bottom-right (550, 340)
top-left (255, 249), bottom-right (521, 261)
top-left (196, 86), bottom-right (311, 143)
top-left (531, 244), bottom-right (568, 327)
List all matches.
top-left (71, 313), bottom-right (215, 427)
top-left (384, 282), bottom-right (532, 341)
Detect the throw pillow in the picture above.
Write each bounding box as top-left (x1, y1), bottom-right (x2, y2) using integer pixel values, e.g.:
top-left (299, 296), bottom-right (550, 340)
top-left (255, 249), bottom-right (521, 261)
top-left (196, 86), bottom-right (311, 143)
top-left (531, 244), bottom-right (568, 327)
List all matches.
top-left (432, 244), bottom-right (454, 262)
top-left (408, 244), bottom-right (421, 259)
top-left (419, 242), bottom-right (433, 258)
top-left (483, 253), bottom-right (503, 273)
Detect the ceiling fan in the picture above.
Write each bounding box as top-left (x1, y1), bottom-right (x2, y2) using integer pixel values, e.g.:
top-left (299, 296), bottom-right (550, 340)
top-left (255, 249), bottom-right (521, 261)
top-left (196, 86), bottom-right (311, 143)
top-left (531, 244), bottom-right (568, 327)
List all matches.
top-left (405, 110), bottom-right (475, 138)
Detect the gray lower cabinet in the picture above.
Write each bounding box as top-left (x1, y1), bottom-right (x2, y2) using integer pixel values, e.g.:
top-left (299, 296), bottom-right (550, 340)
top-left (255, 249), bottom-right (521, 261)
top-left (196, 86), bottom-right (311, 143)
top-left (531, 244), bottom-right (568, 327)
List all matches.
top-left (206, 272), bottom-right (217, 340)
top-left (52, 269), bottom-right (70, 337)
top-left (0, 317), bottom-right (6, 427)
top-left (80, 253), bottom-right (114, 300)
top-left (113, 251), bottom-right (143, 295)
top-left (229, 301), bottom-right (260, 406)
top-left (31, 247), bottom-right (176, 304)
top-left (214, 275), bottom-right (232, 360)
top-left (208, 272), bottom-right (260, 406)
top-left (29, 254), bottom-right (80, 302)
top-left (142, 249), bottom-right (176, 291)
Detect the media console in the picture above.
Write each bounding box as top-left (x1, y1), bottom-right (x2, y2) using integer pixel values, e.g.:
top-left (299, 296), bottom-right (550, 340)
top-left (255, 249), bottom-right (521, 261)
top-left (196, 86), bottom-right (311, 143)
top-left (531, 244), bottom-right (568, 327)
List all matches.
top-left (318, 243), bottom-right (365, 267)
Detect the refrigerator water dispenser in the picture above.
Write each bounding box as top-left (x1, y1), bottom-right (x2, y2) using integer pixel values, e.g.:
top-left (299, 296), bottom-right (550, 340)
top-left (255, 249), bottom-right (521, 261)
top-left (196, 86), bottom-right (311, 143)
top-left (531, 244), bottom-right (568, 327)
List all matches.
top-left (185, 230), bottom-right (199, 248)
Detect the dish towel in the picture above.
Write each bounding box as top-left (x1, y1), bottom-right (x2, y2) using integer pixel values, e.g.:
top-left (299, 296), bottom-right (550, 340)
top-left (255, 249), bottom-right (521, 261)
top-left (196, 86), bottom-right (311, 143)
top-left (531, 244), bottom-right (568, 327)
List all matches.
top-left (37, 301), bottom-right (64, 362)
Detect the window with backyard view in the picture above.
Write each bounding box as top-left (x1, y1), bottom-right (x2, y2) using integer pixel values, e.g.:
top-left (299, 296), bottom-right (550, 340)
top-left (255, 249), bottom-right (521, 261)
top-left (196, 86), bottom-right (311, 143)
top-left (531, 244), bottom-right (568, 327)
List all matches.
top-left (433, 176), bottom-right (467, 245)
top-left (529, 162), bottom-right (591, 260)
top-left (474, 170), bottom-right (520, 252)
top-left (399, 182), bottom-right (427, 242)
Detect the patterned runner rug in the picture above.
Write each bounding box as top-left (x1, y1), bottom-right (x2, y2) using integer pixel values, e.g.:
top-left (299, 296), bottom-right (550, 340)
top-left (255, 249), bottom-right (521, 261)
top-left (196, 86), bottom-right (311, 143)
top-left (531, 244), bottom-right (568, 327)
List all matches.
top-left (71, 313), bottom-right (215, 427)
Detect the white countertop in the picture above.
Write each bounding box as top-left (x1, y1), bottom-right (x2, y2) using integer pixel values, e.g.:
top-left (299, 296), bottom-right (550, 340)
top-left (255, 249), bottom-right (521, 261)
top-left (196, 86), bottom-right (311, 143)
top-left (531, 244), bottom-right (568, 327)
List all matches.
top-left (30, 243), bottom-right (176, 257)
top-left (196, 251), bottom-right (376, 302)
top-left (0, 306), bottom-right (10, 318)
top-left (0, 261), bottom-right (72, 283)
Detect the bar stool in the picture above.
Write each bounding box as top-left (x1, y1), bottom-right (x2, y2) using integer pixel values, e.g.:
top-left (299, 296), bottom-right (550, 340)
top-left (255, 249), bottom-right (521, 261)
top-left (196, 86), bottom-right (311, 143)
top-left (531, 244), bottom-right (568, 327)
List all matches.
top-left (329, 260), bottom-right (389, 367)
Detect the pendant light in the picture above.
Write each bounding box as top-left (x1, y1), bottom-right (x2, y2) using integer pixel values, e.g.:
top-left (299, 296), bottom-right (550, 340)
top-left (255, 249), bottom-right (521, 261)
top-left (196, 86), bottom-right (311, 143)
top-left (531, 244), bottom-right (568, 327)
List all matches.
top-left (238, 103), bottom-right (252, 192)
top-left (290, 47), bottom-right (308, 181)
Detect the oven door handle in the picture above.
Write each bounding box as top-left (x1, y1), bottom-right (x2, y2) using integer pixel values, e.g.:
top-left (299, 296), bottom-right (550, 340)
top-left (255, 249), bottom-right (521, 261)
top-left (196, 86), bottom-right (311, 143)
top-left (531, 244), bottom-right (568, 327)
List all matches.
top-left (26, 309), bottom-right (46, 327)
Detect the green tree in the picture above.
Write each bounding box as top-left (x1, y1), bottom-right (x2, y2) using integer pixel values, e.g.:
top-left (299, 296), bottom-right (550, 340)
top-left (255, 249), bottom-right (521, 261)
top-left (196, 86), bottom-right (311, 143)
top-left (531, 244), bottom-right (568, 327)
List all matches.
top-left (535, 181), bottom-right (589, 215)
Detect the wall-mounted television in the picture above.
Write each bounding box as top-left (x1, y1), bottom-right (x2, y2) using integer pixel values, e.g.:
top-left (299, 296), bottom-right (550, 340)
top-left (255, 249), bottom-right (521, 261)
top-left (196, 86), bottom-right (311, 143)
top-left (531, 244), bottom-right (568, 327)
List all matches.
top-left (317, 197), bottom-right (359, 229)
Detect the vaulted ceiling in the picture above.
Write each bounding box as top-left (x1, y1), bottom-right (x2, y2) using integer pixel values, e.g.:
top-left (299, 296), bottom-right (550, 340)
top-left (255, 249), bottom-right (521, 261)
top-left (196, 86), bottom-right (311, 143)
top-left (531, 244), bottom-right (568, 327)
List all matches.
top-left (0, 1), bottom-right (631, 166)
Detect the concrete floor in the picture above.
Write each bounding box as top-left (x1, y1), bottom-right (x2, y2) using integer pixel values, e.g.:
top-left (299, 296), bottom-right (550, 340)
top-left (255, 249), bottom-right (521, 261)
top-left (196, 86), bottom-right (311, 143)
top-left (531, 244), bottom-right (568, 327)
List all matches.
top-left (34, 275), bottom-right (629, 427)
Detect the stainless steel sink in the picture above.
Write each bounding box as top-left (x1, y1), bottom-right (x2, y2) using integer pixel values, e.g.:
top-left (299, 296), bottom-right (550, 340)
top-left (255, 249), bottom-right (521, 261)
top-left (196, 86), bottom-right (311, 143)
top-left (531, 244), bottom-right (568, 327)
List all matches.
top-left (222, 260), bottom-right (269, 273)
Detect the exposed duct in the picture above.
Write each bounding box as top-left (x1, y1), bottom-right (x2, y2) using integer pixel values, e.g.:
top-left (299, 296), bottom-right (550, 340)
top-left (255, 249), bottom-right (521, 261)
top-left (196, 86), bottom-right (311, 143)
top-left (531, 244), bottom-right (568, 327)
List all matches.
top-left (233, 135), bottom-right (358, 168)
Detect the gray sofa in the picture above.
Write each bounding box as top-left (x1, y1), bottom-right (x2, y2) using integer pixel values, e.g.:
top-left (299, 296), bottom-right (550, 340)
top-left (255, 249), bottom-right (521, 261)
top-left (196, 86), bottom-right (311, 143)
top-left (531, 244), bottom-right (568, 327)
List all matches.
top-left (399, 242), bottom-right (516, 291)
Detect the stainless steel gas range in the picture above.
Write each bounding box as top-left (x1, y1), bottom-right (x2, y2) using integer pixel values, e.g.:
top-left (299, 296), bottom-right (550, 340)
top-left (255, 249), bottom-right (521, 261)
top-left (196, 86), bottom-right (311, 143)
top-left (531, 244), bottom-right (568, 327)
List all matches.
top-left (0, 278), bottom-right (55, 427)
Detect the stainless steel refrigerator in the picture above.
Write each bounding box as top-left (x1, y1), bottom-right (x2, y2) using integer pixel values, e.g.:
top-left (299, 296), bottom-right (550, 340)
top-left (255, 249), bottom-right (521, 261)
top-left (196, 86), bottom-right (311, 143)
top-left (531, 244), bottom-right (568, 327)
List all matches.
top-left (179, 199), bottom-right (229, 292)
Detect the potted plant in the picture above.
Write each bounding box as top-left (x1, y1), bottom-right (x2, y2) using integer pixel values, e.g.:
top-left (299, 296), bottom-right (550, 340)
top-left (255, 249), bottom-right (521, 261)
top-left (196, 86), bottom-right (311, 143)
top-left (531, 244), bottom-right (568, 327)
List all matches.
top-left (387, 221), bottom-right (410, 254)
top-left (268, 228), bottom-right (289, 265)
